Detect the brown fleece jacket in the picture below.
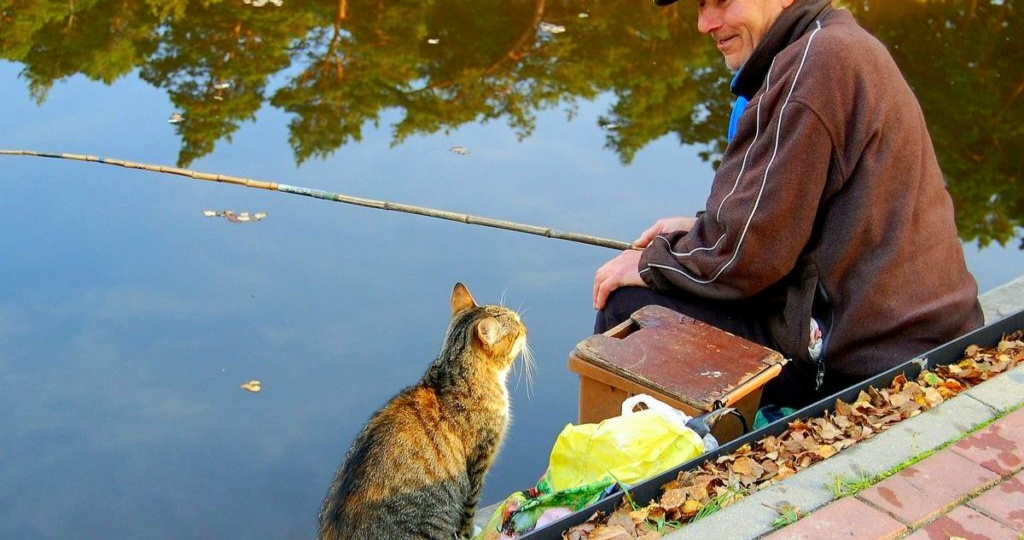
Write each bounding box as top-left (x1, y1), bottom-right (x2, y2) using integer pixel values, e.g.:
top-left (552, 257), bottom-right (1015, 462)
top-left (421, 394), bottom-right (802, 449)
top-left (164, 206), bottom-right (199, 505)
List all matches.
top-left (639, 2), bottom-right (983, 383)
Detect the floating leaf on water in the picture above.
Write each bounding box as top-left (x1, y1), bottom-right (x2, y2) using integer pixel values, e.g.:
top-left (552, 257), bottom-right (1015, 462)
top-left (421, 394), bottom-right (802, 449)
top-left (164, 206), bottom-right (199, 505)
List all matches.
top-left (539, 21), bottom-right (567, 34)
top-left (203, 210), bottom-right (267, 223)
top-left (449, 146), bottom-right (470, 155)
top-left (168, 112), bottom-right (185, 124)
top-left (240, 380), bottom-right (262, 393)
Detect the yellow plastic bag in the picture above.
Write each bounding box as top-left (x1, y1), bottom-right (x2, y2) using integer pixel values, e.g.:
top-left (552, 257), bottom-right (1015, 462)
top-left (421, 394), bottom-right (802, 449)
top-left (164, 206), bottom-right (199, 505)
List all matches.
top-left (546, 396), bottom-right (706, 492)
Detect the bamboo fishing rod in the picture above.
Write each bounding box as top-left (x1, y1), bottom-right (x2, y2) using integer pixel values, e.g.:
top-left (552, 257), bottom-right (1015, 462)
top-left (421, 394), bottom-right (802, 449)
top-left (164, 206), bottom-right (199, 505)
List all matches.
top-left (1, 150), bottom-right (635, 251)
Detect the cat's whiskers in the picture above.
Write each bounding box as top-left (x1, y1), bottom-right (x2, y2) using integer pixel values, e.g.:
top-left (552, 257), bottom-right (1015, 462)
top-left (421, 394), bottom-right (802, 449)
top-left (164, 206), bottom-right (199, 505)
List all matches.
top-left (499, 285), bottom-right (511, 308)
top-left (512, 342), bottom-right (536, 400)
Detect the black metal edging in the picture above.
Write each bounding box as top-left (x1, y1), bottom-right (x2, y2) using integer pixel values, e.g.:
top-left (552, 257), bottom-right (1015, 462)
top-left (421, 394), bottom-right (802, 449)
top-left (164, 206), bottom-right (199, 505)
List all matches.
top-left (521, 308), bottom-right (1024, 539)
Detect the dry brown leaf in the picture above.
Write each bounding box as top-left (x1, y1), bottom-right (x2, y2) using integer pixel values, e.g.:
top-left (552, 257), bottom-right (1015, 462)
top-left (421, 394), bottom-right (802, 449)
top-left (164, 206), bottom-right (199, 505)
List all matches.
top-left (629, 506), bottom-right (652, 524)
top-left (922, 387), bottom-right (943, 407)
top-left (681, 499), bottom-right (703, 517)
top-left (659, 488), bottom-right (686, 509)
top-left (775, 465), bottom-right (797, 481)
top-left (731, 456), bottom-right (764, 478)
top-left (815, 444), bottom-right (837, 459)
top-left (812, 418), bottom-right (843, 441)
top-left (887, 392), bottom-right (909, 407)
top-left (590, 524), bottom-right (635, 540)
top-left (606, 507), bottom-right (637, 532)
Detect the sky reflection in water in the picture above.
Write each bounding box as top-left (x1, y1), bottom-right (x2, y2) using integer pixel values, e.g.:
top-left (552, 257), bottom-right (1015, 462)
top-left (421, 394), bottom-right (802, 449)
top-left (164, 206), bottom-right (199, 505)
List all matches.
top-left (2, 3), bottom-right (1023, 538)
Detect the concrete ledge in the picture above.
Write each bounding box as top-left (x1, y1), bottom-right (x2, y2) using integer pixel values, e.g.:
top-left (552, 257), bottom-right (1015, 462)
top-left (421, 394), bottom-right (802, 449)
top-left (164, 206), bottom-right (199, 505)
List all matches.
top-left (964, 365), bottom-right (1024, 412)
top-left (979, 273), bottom-right (1024, 323)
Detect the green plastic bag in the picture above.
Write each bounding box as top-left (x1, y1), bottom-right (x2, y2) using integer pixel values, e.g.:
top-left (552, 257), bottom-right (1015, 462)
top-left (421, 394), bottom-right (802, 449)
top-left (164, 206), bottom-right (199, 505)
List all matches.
top-left (546, 397), bottom-right (706, 492)
top-left (472, 477), bottom-right (612, 539)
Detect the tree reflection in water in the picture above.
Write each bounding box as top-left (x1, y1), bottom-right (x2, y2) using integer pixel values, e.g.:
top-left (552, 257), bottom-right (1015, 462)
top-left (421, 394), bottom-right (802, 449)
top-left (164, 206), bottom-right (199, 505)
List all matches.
top-left (1, 0), bottom-right (1020, 246)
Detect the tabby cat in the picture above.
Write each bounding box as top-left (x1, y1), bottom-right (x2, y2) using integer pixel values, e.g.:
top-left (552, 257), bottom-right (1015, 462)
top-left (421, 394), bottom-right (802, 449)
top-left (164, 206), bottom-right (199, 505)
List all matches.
top-left (318, 282), bottom-right (529, 540)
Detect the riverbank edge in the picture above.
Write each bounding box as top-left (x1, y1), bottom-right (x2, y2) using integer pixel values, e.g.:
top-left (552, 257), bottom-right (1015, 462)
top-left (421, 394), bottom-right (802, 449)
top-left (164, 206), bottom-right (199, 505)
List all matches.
top-left (662, 273), bottom-right (1024, 539)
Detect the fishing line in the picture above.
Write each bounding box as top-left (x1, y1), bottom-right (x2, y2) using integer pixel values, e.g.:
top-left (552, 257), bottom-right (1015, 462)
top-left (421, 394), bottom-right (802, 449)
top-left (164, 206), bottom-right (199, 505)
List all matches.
top-left (1, 150), bottom-right (634, 251)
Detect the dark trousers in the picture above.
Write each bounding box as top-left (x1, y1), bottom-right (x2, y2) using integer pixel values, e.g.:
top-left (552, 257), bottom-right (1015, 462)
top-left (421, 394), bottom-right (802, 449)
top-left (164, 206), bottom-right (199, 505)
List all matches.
top-left (594, 286), bottom-right (855, 410)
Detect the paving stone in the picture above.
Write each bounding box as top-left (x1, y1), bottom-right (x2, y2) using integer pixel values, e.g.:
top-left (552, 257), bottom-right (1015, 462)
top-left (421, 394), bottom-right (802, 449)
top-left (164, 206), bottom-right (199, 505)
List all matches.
top-left (978, 273), bottom-right (1024, 323)
top-left (965, 365), bottom-right (1024, 412)
top-left (902, 505), bottom-right (1020, 540)
top-left (864, 394), bottom-right (998, 459)
top-left (969, 471), bottom-right (1024, 532)
top-left (774, 452), bottom-right (864, 505)
top-left (663, 456), bottom-right (873, 540)
top-left (857, 449), bottom-right (1001, 528)
top-left (951, 406), bottom-right (1024, 476)
top-left (833, 423), bottom-right (932, 479)
top-left (661, 491), bottom-right (780, 540)
top-left (760, 497), bottom-right (906, 540)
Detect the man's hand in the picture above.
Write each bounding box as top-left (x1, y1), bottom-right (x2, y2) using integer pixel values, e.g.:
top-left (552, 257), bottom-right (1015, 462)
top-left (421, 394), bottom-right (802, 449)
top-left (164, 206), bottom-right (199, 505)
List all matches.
top-left (594, 216), bottom-right (698, 310)
top-left (593, 249), bottom-right (645, 310)
top-left (634, 216), bottom-right (697, 248)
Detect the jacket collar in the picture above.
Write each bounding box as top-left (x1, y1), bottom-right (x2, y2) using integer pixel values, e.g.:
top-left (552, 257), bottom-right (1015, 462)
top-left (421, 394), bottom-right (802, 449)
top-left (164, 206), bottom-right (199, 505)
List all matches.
top-left (731, 0), bottom-right (833, 99)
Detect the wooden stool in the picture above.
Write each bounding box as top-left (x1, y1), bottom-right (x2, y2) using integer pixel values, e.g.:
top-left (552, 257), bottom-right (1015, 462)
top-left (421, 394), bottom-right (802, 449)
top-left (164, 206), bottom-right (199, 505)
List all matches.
top-left (568, 305), bottom-right (787, 442)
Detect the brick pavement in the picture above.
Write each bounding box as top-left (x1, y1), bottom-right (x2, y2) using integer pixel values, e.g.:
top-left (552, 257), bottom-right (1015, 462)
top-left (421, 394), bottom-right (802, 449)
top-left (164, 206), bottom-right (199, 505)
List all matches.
top-left (765, 406), bottom-right (1024, 540)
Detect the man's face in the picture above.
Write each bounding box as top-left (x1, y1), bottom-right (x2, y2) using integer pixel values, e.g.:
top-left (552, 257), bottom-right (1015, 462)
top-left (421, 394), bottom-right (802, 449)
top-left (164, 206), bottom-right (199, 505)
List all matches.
top-left (696, 0), bottom-right (794, 71)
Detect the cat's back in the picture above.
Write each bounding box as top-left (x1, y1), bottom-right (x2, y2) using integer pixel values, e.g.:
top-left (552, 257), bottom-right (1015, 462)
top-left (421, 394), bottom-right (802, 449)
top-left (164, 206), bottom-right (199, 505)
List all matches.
top-left (318, 386), bottom-right (474, 540)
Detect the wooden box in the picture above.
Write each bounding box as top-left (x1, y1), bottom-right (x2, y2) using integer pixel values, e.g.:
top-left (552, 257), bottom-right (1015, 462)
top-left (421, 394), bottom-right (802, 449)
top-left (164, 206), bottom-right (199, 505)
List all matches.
top-left (568, 305), bottom-right (787, 442)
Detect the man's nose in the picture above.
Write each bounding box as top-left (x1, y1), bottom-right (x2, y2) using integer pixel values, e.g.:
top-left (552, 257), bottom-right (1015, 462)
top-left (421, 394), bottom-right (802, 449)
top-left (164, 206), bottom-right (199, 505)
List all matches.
top-left (697, 9), bottom-right (721, 34)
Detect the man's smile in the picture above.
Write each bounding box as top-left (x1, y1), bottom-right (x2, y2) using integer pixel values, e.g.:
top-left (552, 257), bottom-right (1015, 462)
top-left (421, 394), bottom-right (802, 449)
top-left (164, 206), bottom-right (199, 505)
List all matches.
top-left (715, 34), bottom-right (739, 51)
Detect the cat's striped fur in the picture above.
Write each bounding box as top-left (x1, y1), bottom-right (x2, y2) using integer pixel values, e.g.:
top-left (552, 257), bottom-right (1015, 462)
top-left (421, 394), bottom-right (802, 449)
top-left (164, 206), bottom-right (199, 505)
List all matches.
top-left (318, 283), bottom-right (528, 540)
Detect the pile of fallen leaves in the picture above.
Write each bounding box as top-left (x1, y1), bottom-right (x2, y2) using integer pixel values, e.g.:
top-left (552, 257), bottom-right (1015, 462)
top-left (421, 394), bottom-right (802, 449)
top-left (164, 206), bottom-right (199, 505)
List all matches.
top-left (563, 330), bottom-right (1024, 540)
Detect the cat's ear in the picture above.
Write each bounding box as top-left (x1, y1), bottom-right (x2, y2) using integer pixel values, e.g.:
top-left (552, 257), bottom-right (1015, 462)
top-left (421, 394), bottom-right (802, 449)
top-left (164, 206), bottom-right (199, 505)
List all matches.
top-left (450, 282), bottom-right (478, 315)
top-left (476, 318), bottom-right (502, 348)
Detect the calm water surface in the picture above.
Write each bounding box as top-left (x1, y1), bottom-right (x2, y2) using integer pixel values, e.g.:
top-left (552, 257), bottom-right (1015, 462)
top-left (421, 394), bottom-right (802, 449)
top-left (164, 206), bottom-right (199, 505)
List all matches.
top-left (2, 1), bottom-right (1022, 538)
